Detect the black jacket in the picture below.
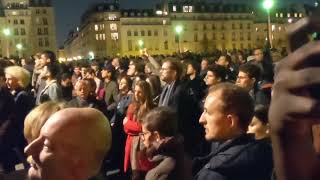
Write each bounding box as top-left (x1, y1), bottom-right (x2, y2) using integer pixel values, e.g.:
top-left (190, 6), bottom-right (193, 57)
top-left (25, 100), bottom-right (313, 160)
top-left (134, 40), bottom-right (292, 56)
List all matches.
top-left (193, 134), bottom-right (273, 180)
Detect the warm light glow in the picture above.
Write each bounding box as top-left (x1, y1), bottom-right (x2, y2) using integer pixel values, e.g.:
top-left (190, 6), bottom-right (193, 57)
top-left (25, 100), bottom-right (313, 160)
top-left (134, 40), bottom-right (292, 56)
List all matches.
top-left (288, 18), bottom-right (293, 23)
top-left (263, 0), bottom-right (274, 10)
top-left (16, 43), bottom-right (23, 49)
top-left (138, 40), bottom-right (144, 47)
top-left (3, 28), bottom-right (10, 36)
top-left (88, 51), bottom-right (94, 59)
top-left (175, 25), bottom-right (183, 34)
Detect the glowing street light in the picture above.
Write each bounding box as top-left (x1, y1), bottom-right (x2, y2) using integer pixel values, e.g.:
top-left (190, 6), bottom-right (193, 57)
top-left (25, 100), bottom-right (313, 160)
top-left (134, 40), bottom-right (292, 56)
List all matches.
top-left (16, 43), bottom-right (23, 58)
top-left (3, 28), bottom-right (11, 36)
top-left (263, 0), bottom-right (274, 10)
top-left (138, 40), bottom-right (144, 48)
top-left (16, 43), bottom-right (22, 50)
top-left (175, 25), bottom-right (183, 53)
top-left (88, 51), bottom-right (94, 60)
top-left (263, 0), bottom-right (274, 48)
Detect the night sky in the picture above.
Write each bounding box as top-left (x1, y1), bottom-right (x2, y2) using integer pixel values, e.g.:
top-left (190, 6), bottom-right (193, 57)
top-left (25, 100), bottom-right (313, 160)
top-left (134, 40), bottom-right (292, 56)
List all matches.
top-left (53, 0), bottom-right (314, 47)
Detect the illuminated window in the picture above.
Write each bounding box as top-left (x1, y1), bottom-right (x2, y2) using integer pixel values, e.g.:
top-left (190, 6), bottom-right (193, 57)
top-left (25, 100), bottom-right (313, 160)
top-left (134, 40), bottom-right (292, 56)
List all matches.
top-left (299, 13), bottom-right (303, 18)
top-left (108, 14), bottom-right (117, 20)
top-left (272, 25), bottom-right (275, 32)
top-left (99, 34), bottom-right (103, 40)
top-left (294, 13), bottom-right (298, 18)
top-left (94, 25), bottom-right (98, 31)
top-left (96, 34), bottom-right (99, 40)
top-left (173, 5), bottom-right (176, 12)
top-left (287, 13), bottom-right (291, 18)
top-left (279, 26), bottom-right (282, 31)
top-left (110, 23), bottom-right (117, 31)
top-left (280, 13), bottom-right (283, 18)
top-left (102, 34), bottom-right (105, 40)
top-left (111, 33), bottom-right (119, 40)
top-left (183, 6), bottom-right (193, 13)
top-left (276, 13), bottom-right (279, 17)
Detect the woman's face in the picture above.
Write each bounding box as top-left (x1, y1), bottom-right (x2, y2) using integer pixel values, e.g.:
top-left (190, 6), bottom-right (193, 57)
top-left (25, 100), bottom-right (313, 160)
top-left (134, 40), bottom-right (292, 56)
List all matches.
top-left (5, 74), bottom-right (20, 90)
top-left (119, 78), bottom-right (128, 91)
top-left (134, 85), bottom-right (145, 102)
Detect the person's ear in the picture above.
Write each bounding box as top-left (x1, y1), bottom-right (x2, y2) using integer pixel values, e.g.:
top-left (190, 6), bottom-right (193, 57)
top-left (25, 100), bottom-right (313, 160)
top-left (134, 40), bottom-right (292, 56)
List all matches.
top-left (153, 131), bottom-right (161, 142)
top-left (227, 114), bottom-right (238, 128)
top-left (251, 77), bottom-right (256, 84)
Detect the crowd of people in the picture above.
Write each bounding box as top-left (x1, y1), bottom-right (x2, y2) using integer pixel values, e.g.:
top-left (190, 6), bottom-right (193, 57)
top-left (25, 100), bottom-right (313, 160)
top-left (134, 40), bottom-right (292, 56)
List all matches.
top-left (0, 17), bottom-right (319, 180)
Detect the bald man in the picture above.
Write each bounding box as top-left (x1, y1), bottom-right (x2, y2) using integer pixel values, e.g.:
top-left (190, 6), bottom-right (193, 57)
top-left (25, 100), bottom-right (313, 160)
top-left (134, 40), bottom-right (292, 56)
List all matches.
top-left (24, 108), bottom-right (112, 180)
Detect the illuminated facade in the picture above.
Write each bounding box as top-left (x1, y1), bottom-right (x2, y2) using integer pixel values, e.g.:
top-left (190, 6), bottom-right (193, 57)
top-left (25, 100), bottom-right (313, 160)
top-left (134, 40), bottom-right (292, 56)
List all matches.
top-left (0, 0), bottom-right (57, 58)
top-left (63, 1), bottom-right (307, 59)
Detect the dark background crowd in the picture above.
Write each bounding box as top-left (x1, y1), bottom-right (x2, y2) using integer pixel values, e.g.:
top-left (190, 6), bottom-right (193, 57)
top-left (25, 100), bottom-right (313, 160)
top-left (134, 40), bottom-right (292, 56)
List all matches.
top-left (0, 45), bottom-right (279, 180)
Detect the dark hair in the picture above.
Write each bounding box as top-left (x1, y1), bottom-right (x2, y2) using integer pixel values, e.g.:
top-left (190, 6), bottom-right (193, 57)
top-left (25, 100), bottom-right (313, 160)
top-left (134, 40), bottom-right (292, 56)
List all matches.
top-left (142, 107), bottom-right (178, 137)
top-left (147, 74), bottom-right (161, 98)
top-left (61, 73), bottom-right (72, 81)
top-left (208, 83), bottom-right (254, 131)
top-left (164, 60), bottom-right (182, 80)
top-left (187, 61), bottom-right (200, 75)
top-left (41, 50), bottom-right (56, 63)
top-left (207, 65), bottom-right (227, 82)
top-left (220, 54), bottom-right (232, 65)
top-left (46, 63), bottom-right (60, 79)
top-left (239, 64), bottom-right (261, 82)
top-left (254, 105), bottom-right (269, 125)
top-left (118, 74), bottom-right (133, 91)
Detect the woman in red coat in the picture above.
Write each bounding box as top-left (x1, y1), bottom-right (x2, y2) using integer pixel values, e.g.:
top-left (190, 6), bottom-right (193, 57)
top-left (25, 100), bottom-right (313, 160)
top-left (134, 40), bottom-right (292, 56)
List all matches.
top-left (123, 80), bottom-right (156, 180)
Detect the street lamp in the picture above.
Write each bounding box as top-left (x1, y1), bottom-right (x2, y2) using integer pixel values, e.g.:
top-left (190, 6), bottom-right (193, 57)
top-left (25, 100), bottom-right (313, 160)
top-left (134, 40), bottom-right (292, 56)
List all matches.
top-left (263, 0), bottom-right (274, 49)
top-left (175, 25), bottom-right (183, 53)
top-left (138, 40), bottom-right (144, 49)
top-left (88, 51), bottom-right (94, 60)
top-left (3, 28), bottom-right (11, 57)
top-left (16, 43), bottom-right (23, 58)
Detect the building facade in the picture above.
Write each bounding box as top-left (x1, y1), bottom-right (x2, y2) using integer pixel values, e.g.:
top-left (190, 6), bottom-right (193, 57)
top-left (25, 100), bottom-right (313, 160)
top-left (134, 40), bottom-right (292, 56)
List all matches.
top-left (63, 1), bottom-right (307, 59)
top-left (0, 0), bottom-right (56, 58)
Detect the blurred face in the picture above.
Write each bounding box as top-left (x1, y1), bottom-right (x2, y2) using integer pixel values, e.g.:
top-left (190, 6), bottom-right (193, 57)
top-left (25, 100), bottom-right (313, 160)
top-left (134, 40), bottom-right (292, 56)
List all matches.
top-left (134, 85), bottom-right (144, 103)
top-left (39, 54), bottom-right (49, 68)
top-left (75, 81), bottom-right (90, 100)
top-left (21, 59), bottom-right (26, 66)
top-left (119, 78), bottom-right (129, 92)
top-left (85, 72), bottom-right (94, 79)
top-left (73, 67), bottom-right (81, 76)
top-left (24, 117), bottom-right (78, 180)
top-left (199, 92), bottom-right (232, 141)
top-left (101, 69), bottom-right (111, 80)
top-left (145, 65), bottom-right (152, 74)
top-left (81, 68), bottom-right (88, 78)
top-left (254, 49), bottom-right (264, 61)
top-left (91, 65), bottom-right (98, 72)
top-left (205, 71), bottom-right (220, 86)
top-left (160, 62), bottom-right (175, 83)
top-left (5, 74), bottom-right (20, 90)
top-left (127, 64), bottom-right (136, 76)
top-left (201, 60), bottom-right (209, 71)
top-left (236, 71), bottom-right (255, 91)
top-left (141, 125), bottom-right (156, 149)
top-left (216, 56), bottom-right (229, 68)
top-left (247, 117), bottom-right (269, 140)
top-left (112, 58), bottom-right (119, 68)
top-left (186, 64), bottom-right (195, 76)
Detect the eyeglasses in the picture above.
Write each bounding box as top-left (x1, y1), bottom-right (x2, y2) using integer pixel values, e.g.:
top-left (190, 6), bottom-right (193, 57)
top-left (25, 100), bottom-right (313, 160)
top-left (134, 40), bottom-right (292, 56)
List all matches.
top-left (139, 131), bottom-right (151, 140)
top-left (160, 67), bottom-right (171, 72)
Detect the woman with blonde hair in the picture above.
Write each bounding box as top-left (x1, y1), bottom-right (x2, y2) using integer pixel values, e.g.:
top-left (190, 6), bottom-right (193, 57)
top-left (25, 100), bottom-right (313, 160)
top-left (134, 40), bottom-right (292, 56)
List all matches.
top-left (123, 80), bottom-right (155, 180)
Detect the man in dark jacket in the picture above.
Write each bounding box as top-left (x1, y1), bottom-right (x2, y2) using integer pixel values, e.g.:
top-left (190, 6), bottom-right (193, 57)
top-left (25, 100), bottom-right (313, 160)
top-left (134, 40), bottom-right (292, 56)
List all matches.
top-left (159, 60), bottom-right (204, 157)
top-left (193, 83), bottom-right (273, 180)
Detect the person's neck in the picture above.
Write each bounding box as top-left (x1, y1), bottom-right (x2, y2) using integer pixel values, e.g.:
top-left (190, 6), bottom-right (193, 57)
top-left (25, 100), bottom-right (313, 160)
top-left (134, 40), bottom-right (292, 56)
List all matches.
top-left (189, 74), bottom-right (196, 80)
top-left (120, 89), bottom-right (129, 96)
top-left (104, 78), bottom-right (111, 83)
